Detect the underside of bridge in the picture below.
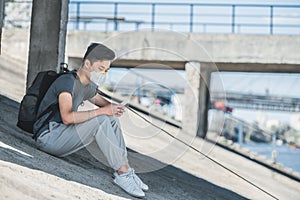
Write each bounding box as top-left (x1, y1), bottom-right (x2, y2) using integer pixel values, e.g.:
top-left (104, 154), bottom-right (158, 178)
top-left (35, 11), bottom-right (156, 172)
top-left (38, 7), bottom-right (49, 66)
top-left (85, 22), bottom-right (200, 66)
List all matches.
top-left (69, 56), bottom-right (300, 137)
top-left (25, 0), bottom-right (300, 138)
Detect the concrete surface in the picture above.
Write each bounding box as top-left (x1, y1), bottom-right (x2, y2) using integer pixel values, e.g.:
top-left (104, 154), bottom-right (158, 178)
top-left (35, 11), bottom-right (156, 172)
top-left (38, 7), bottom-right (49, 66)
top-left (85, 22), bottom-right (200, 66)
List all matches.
top-left (1, 53), bottom-right (300, 200)
top-left (66, 31), bottom-right (300, 65)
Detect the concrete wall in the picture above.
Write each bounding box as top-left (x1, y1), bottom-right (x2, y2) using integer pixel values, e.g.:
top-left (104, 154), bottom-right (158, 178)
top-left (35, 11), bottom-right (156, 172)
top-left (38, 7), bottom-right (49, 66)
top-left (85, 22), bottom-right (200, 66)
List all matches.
top-left (66, 31), bottom-right (300, 65)
top-left (3, 29), bottom-right (300, 67)
top-left (1, 29), bottom-right (30, 65)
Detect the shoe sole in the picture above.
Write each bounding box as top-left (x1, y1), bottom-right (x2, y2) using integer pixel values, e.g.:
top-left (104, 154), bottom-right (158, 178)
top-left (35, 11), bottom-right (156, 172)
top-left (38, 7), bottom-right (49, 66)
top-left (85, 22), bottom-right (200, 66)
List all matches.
top-left (113, 179), bottom-right (145, 199)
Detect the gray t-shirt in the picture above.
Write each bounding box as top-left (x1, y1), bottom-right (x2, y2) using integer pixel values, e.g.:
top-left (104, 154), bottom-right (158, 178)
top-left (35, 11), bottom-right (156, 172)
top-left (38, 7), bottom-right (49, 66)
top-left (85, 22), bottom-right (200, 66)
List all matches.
top-left (33, 73), bottom-right (98, 135)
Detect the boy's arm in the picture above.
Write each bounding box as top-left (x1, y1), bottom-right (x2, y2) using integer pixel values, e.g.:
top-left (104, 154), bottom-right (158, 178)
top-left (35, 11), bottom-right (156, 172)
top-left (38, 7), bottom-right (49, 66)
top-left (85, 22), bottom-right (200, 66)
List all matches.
top-left (59, 92), bottom-right (124, 125)
top-left (89, 93), bottom-right (111, 107)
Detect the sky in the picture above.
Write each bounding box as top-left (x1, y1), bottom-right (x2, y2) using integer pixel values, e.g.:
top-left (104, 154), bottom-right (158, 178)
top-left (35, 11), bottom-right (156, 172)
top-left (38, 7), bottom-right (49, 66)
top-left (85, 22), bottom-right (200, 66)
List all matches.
top-left (68, 0), bottom-right (300, 34)
top-left (211, 72), bottom-right (300, 98)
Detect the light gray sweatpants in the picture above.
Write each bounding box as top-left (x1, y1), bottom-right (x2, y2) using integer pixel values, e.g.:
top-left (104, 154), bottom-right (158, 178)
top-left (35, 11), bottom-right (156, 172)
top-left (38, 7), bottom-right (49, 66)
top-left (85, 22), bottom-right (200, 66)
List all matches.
top-left (36, 115), bottom-right (128, 170)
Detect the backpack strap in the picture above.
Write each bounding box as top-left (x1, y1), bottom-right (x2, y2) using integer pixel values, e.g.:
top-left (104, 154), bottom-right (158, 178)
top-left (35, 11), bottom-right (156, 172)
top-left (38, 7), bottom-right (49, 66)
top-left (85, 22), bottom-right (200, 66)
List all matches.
top-left (33, 103), bottom-right (59, 140)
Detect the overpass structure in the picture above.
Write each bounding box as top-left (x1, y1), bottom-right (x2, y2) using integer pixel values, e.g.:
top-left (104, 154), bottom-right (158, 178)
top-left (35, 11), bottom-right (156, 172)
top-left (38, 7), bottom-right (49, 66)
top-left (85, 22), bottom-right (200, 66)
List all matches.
top-left (2, 29), bottom-right (300, 138)
top-left (1, 1), bottom-right (300, 138)
top-left (212, 92), bottom-right (300, 112)
top-left (66, 31), bottom-right (300, 137)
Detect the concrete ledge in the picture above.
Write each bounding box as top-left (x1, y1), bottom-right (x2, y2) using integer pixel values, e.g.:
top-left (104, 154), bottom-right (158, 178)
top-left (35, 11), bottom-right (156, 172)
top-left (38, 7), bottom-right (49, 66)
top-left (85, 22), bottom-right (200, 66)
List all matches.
top-left (67, 30), bottom-right (300, 64)
top-left (3, 29), bottom-right (300, 67)
top-left (206, 133), bottom-right (300, 182)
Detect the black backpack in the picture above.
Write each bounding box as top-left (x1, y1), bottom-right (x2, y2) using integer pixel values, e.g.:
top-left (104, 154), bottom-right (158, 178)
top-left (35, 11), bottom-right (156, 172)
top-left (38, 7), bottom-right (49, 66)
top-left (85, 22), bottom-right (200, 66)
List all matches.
top-left (17, 65), bottom-right (75, 136)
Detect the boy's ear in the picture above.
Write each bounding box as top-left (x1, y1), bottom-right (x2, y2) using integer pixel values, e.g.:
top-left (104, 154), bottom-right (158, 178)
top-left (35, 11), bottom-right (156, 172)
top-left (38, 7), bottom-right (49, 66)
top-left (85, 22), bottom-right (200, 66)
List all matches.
top-left (83, 59), bottom-right (91, 69)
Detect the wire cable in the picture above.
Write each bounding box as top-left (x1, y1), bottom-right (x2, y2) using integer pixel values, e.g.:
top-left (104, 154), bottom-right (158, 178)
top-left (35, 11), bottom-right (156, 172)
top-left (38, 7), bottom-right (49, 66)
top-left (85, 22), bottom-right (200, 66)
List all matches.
top-left (97, 89), bottom-right (279, 200)
top-left (126, 106), bottom-right (279, 200)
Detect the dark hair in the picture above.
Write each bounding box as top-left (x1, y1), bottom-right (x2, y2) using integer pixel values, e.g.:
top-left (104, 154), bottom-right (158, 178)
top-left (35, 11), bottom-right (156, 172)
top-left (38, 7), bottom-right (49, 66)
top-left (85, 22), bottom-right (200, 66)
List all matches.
top-left (83, 43), bottom-right (115, 63)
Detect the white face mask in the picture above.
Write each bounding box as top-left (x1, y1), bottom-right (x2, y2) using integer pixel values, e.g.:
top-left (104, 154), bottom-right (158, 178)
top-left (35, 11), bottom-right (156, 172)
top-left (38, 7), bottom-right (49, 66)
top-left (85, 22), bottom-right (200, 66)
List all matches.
top-left (90, 71), bottom-right (106, 86)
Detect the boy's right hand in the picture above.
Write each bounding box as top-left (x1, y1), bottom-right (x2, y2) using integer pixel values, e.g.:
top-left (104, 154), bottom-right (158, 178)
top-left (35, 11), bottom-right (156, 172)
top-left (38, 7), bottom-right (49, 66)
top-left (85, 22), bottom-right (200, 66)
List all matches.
top-left (99, 104), bottom-right (125, 117)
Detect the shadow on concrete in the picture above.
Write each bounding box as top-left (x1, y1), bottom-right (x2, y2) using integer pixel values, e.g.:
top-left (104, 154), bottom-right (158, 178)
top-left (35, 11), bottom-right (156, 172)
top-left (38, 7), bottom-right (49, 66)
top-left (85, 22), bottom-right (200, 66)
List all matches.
top-left (0, 94), bottom-right (248, 200)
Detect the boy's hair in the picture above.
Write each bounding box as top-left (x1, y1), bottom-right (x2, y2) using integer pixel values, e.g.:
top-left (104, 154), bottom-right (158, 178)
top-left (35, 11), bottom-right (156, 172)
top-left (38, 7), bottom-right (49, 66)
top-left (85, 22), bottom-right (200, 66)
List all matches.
top-left (83, 43), bottom-right (115, 63)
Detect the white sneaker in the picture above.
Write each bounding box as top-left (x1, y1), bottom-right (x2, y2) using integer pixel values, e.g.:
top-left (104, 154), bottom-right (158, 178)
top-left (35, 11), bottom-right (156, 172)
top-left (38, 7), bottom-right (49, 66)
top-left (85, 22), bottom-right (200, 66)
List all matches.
top-left (114, 168), bottom-right (149, 192)
top-left (129, 168), bottom-right (149, 192)
top-left (113, 170), bottom-right (145, 198)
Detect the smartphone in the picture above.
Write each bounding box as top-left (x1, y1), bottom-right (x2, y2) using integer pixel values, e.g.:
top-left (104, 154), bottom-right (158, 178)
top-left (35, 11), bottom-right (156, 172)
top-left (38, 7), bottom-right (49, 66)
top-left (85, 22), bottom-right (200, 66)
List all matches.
top-left (121, 100), bottom-right (128, 106)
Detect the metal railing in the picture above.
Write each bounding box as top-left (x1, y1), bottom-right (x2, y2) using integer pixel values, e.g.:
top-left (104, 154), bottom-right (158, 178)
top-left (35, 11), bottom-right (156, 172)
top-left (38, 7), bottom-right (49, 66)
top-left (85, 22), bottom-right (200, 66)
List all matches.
top-left (69, 1), bottom-right (300, 34)
top-left (3, 1), bottom-right (300, 34)
top-left (211, 91), bottom-right (300, 112)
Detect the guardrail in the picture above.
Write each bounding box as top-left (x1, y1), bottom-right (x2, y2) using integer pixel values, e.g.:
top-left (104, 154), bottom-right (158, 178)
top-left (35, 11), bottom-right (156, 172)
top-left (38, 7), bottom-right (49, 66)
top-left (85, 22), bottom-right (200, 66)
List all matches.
top-left (211, 91), bottom-right (300, 112)
top-left (69, 1), bottom-right (300, 34)
top-left (4, 1), bottom-right (300, 34)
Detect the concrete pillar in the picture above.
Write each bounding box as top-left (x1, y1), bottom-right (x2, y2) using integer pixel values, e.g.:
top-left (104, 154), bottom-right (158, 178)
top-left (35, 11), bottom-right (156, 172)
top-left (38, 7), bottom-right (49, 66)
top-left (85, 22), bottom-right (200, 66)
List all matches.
top-left (238, 122), bottom-right (243, 144)
top-left (182, 62), bottom-right (211, 138)
top-left (197, 63), bottom-right (212, 138)
top-left (182, 62), bottom-right (201, 136)
top-left (0, 0), bottom-right (4, 53)
top-left (58, 0), bottom-right (70, 67)
top-left (26, 0), bottom-right (69, 89)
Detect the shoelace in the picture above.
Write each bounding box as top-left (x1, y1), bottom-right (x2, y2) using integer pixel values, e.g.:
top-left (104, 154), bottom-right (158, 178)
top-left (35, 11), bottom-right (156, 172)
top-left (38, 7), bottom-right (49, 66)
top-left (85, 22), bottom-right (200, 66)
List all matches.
top-left (121, 172), bottom-right (140, 192)
top-left (124, 171), bottom-right (133, 179)
top-left (129, 168), bottom-right (135, 176)
top-left (130, 169), bottom-right (144, 187)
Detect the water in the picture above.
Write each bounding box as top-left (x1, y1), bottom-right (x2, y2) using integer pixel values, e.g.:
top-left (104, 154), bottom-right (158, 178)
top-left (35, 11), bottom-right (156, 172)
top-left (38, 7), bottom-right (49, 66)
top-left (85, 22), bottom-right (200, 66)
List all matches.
top-left (242, 143), bottom-right (300, 173)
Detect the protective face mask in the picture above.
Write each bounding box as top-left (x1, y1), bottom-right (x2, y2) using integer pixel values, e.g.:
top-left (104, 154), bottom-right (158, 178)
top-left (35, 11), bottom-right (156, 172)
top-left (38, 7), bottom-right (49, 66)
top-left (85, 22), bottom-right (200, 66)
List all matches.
top-left (90, 71), bottom-right (106, 86)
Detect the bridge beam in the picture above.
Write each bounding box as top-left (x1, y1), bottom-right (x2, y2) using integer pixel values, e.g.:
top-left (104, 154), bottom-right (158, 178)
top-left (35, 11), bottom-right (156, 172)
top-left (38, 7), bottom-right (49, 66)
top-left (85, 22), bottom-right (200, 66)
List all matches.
top-left (216, 62), bottom-right (300, 73)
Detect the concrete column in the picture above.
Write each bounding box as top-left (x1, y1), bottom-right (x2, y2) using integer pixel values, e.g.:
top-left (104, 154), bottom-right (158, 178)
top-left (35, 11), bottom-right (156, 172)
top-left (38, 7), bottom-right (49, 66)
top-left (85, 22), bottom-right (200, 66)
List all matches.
top-left (197, 63), bottom-right (212, 138)
top-left (26, 0), bottom-right (69, 89)
top-left (58, 0), bottom-right (70, 68)
top-left (0, 0), bottom-right (4, 53)
top-left (182, 62), bottom-right (201, 136)
top-left (182, 62), bottom-right (211, 138)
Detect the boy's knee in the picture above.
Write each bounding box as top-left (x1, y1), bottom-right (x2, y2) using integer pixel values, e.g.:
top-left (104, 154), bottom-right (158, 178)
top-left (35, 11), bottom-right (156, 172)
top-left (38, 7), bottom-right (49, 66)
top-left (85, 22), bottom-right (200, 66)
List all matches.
top-left (109, 116), bottom-right (118, 122)
top-left (95, 115), bottom-right (120, 127)
top-left (109, 116), bottom-right (121, 125)
top-left (96, 115), bottom-right (110, 124)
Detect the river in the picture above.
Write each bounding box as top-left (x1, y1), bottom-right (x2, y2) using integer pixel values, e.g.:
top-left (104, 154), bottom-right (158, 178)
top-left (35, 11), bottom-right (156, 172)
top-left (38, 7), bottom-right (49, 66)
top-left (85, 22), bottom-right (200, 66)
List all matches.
top-left (242, 142), bottom-right (300, 173)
